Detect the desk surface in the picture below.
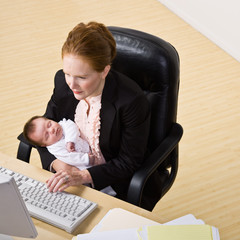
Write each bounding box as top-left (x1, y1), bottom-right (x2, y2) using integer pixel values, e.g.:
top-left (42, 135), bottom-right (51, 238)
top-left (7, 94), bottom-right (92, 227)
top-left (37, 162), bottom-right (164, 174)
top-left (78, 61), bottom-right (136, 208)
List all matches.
top-left (1, 1), bottom-right (240, 239)
top-left (0, 152), bottom-right (165, 240)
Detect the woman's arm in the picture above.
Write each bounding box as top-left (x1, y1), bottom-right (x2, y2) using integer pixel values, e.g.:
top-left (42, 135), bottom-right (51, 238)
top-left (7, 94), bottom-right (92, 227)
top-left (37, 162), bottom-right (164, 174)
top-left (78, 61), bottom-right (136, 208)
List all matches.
top-left (51, 159), bottom-right (79, 172)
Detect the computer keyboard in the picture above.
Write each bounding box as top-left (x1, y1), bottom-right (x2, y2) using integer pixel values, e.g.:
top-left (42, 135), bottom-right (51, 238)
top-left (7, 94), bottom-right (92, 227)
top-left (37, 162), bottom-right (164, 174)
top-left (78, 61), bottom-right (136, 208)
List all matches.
top-left (0, 166), bottom-right (97, 233)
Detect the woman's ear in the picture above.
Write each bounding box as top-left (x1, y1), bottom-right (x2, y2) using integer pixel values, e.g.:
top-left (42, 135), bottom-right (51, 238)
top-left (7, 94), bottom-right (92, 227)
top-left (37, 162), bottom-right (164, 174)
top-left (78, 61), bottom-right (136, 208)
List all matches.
top-left (102, 65), bottom-right (111, 79)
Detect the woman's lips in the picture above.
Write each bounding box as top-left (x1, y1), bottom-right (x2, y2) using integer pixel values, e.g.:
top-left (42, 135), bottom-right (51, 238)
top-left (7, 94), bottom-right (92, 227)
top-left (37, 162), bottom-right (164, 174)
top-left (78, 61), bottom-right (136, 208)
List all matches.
top-left (73, 90), bottom-right (82, 94)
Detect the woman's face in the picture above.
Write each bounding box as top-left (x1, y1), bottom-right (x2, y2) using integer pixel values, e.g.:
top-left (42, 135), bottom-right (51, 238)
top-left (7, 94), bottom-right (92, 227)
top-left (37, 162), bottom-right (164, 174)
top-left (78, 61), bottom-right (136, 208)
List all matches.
top-left (63, 54), bottom-right (110, 101)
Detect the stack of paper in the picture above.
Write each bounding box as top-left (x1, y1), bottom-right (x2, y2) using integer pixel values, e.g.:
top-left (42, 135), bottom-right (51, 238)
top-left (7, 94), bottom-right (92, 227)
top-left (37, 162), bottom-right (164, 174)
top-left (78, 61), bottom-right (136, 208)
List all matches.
top-left (142, 225), bottom-right (218, 240)
top-left (73, 208), bottom-right (220, 240)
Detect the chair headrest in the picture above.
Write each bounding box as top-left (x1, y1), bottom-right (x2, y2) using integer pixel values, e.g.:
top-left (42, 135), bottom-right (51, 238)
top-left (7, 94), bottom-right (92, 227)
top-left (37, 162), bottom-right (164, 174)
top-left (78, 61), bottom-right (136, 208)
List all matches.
top-left (108, 26), bottom-right (180, 93)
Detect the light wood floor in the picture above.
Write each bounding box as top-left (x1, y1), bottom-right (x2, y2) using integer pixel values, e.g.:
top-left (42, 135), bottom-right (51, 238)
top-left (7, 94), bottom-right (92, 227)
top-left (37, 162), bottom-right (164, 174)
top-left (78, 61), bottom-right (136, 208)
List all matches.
top-left (0, 1), bottom-right (239, 239)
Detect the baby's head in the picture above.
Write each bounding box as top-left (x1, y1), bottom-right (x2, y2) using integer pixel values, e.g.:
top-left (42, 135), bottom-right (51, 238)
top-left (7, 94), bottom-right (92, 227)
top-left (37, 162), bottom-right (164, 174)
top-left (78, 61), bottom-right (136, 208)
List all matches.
top-left (23, 116), bottom-right (63, 147)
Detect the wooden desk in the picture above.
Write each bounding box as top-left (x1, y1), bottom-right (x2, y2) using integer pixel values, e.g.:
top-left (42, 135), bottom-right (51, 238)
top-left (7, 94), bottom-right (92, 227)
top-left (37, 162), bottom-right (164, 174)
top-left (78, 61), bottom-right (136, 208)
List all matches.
top-left (0, 152), bottom-right (164, 240)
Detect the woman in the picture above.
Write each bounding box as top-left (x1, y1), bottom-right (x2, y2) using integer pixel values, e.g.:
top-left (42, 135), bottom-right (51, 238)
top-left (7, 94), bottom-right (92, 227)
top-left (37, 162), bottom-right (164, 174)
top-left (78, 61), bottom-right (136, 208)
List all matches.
top-left (38, 22), bottom-right (150, 203)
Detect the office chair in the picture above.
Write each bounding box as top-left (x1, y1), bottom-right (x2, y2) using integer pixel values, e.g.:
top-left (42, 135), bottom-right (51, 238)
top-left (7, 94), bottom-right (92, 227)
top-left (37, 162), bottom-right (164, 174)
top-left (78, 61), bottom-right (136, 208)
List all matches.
top-left (17, 26), bottom-right (183, 211)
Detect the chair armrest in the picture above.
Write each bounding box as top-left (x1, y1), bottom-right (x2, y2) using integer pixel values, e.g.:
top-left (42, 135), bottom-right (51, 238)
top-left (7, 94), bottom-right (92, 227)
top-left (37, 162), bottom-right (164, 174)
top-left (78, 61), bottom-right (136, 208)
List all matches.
top-left (126, 122), bottom-right (183, 207)
top-left (17, 133), bottom-right (34, 163)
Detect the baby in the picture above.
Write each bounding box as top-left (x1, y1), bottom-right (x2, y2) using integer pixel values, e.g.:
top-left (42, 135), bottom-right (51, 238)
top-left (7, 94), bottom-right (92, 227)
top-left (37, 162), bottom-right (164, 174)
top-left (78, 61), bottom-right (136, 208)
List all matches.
top-left (23, 116), bottom-right (95, 169)
top-left (23, 116), bottom-right (116, 196)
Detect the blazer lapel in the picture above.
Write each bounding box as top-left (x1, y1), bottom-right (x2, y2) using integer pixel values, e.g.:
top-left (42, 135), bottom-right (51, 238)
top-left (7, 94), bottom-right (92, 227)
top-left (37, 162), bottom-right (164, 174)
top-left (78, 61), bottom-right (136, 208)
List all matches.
top-left (100, 71), bottom-right (117, 149)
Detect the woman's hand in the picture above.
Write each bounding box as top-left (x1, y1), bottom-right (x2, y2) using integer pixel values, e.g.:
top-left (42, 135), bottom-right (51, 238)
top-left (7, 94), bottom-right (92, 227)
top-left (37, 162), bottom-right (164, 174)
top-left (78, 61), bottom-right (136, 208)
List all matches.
top-left (46, 168), bottom-right (93, 193)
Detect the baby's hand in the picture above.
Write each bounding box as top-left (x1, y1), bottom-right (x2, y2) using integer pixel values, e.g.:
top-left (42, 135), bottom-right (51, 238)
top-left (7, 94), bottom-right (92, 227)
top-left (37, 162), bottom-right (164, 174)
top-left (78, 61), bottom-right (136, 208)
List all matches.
top-left (66, 142), bottom-right (75, 152)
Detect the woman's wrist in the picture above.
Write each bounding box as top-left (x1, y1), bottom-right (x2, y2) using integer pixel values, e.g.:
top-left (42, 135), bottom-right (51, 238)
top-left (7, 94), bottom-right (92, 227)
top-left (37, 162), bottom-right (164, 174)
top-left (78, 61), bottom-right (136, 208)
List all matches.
top-left (51, 159), bottom-right (61, 172)
top-left (78, 169), bottom-right (93, 185)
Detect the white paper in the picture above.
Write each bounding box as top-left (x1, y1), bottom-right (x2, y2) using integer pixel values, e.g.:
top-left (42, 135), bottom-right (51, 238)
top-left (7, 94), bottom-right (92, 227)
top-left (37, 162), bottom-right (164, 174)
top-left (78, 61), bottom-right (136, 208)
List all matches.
top-left (91, 208), bottom-right (159, 232)
top-left (75, 209), bottom-right (220, 240)
top-left (77, 228), bottom-right (141, 240)
top-left (164, 214), bottom-right (205, 225)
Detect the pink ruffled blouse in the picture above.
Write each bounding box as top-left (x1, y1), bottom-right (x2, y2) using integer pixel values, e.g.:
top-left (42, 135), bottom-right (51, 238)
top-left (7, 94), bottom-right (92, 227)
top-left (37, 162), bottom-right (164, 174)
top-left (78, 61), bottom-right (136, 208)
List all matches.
top-left (74, 95), bottom-right (105, 166)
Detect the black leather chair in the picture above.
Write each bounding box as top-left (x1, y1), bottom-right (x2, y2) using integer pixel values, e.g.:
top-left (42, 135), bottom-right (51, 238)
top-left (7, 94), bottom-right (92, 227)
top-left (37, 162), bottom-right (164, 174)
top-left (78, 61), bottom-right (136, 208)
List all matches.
top-left (17, 27), bottom-right (183, 211)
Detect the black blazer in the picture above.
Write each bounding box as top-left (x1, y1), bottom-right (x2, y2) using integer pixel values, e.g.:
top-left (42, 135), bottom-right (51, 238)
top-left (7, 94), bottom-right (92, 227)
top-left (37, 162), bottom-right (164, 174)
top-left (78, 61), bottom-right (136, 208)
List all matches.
top-left (38, 69), bottom-right (150, 199)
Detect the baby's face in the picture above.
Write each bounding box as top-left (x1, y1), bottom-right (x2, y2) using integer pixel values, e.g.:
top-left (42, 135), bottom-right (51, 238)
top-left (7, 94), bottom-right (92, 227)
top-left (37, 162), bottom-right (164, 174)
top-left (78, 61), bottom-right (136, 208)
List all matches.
top-left (29, 118), bottom-right (63, 146)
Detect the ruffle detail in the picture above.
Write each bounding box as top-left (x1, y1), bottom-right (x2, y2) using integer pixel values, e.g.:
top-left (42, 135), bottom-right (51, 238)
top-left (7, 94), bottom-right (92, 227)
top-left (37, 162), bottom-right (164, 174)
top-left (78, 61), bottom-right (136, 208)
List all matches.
top-left (74, 95), bottom-right (105, 166)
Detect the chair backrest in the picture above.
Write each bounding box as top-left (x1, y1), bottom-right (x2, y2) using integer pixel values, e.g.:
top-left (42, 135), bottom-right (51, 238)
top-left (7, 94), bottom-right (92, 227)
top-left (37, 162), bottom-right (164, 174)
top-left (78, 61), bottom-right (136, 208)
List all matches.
top-left (108, 27), bottom-right (180, 153)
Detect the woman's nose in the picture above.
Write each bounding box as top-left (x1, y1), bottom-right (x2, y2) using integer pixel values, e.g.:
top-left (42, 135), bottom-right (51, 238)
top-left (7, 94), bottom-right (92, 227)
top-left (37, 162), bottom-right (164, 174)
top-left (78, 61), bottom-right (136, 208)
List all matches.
top-left (68, 78), bottom-right (78, 89)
